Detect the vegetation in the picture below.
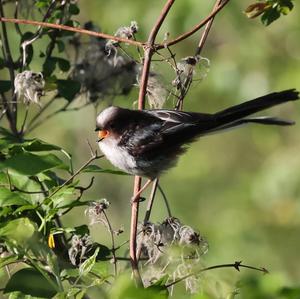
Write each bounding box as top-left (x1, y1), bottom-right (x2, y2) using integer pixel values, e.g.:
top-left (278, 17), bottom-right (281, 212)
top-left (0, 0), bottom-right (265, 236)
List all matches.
top-left (0, 0), bottom-right (299, 298)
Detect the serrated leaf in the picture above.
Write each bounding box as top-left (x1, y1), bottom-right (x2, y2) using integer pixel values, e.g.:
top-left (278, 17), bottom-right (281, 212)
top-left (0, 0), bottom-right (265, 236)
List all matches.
top-left (4, 268), bottom-right (57, 298)
top-left (79, 247), bottom-right (99, 276)
top-left (0, 218), bottom-right (35, 245)
top-left (83, 165), bottom-right (128, 175)
top-left (0, 152), bottom-right (68, 175)
top-left (56, 79), bottom-right (81, 102)
top-left (0, 188), bottom-right (30, 207)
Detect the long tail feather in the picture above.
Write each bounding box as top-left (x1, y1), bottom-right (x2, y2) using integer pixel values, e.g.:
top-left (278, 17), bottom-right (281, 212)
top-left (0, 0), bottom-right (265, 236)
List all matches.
top-left (214, 89), bottom-right (299, 125)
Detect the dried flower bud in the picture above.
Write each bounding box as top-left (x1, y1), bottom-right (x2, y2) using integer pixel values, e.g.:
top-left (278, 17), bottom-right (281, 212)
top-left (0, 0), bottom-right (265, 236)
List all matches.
top-left (115, 20), bottom-right (139, 40)
top-left (68, 234), bottom-right (93, 266)
top-left (14, 71), bottom-right (45, 106)
top-left (173, 56), bottom-right (210, 90)
top-left (85, 199), bottom-right (110, 225)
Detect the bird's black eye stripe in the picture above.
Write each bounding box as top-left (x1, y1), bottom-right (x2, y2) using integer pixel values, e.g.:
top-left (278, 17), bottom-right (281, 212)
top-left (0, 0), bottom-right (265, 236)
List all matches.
top-left (95, 127), bottom-right (100, 131)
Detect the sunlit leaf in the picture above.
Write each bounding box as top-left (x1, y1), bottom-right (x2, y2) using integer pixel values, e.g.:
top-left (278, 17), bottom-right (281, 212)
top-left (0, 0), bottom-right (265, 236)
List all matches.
top-left (79, 247), bottom-right (99, 276)
top-left (0, 188), bottom-right (30, 207)
top-left (0, 152), bottom-right (68, 175)
top-left (0, 218), bottom-right (36, 245)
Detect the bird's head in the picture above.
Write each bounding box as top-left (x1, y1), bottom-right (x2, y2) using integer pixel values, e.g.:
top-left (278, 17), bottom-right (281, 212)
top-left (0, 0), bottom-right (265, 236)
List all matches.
top-left (96, 106), bottom-right (130, 141)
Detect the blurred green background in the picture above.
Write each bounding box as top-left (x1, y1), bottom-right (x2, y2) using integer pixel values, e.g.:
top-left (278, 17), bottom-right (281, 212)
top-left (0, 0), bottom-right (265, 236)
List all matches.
top-left (7, 0), bottom-right (300, 296)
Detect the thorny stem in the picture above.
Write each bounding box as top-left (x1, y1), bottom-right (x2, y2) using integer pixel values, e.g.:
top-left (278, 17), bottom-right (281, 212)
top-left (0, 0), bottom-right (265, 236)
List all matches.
top-left (165, 261), bottom-right (268, 288)
top-left (102, 210), bottom-right (118, 277)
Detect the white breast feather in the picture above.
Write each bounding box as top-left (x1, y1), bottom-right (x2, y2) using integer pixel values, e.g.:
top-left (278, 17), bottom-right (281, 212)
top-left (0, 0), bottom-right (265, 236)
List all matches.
top-left (98, 137), bottom-right (137, 174)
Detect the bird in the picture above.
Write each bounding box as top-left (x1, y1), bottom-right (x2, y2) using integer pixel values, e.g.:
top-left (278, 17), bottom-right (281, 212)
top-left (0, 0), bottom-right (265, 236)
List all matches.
top-left (96, 89), bottom-right (299, 180)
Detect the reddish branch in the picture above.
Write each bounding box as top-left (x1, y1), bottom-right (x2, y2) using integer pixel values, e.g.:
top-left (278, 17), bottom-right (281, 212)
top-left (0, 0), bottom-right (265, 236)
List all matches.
top-left (196, 0), bottom-right (225, 56)
top-left (0, 17), bottom-right (143, 47)
top-left (130, 0), bottom-right (176, 286)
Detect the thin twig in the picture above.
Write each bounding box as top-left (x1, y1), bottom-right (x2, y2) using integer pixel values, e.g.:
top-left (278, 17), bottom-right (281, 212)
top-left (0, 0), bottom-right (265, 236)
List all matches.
top-left (157, 184), bottom-right (172, 217)
top-left (143, 178), bottom-right (159, 224)
top-left (156, 0), bottom-right (230, 49)
top-left (195, 0), bottom-right (224, 56)
top-left (21, 0), bottom-right (57, 68)
top-left (130, 176), bottom-right (143, 286)
top-left (102, 210), bottom-right (118, 277)
top-left (165, 261), bottom-right (268, 288)
top-left (26, 94), bottom-right (57, 132)
top-left (50, 145), bottom-right (103, 198)
top-left (0, 17), bottom-right (143, 47)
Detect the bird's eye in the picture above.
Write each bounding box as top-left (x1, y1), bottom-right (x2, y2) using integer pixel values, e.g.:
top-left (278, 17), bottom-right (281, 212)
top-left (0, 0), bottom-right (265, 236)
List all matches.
top-left (109, 123), bottom-right (116, 129)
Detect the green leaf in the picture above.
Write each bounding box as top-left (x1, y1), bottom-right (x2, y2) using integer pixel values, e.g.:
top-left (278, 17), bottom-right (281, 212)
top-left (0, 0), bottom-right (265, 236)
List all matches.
top-left (43, 57), bottom-right (57, 77)
top-left (261, 7), bottom-right (281, 25)
top-left (11, 139), bottom-right (63, 152)
top-left (56, 58), bottom-right (71, 72)
top-left (13, 204), bottom-right (38, 215)
top-left (0, 152), bottom-right (68, 175)
top-left (61, 268), bottom-right (80, 279)
top-left (0, 218), bottom-right (36, 245)
top-left (91, 261), bottom-right (109, 278)
top-left (111, 273), bottom-right (168, 299)
top-left (83, 165), bottom-right (128, 175)
top-left (79, 247), bottom-right (99, 276)
top-left (95, 243), bottom-right (111, 260)
top-left (69, 4), bottom-right (80, 15)
top-left (0, 255), bottom-right (18, 269)
top-left (4, 268), bottom-right (57, 298)
top-left (0, 80), bottom-right (12, 93)
top-left (56, 79), bottom-right (81, 102)
top-left (56, 40), bottom-right (65, 53)
top-left (0, 188), bottom-right (30, 207)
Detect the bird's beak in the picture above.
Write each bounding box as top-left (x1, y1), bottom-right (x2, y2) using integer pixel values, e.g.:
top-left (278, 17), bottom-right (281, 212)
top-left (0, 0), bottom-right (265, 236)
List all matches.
top-left (97, 129), bottom-right (109, 142)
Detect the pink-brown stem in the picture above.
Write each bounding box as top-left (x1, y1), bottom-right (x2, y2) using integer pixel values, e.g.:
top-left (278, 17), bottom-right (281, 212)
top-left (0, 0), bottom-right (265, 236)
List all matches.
top-left (0, 17), bottom-right (143, 47)
top-left (130, 0), bottom-right (176, 286)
